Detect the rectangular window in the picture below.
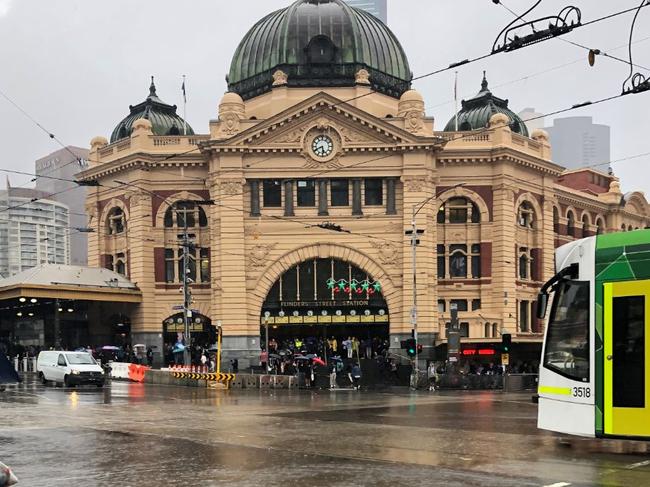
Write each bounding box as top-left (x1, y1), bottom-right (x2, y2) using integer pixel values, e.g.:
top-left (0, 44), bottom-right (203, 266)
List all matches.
top-left (438, 300), bottom-right (446, 312)
top-left (544, 280), bottom-right (589, 381)
top-left (364, 179), bottom-right (383, 206)
top-left (460, 323), bottom-right (470, 338)
top-left (437, 245), bottom-right (446, 278)
top-left (450, 299), bottom-right (468, 312)
top-left (472, 299), bottom-right (481, 311)
top-left (200, 248), bottom-right (210, 283)
top-left (297, 180), bottom-right (316, 207)
top-left (519, 300), bottom-right (529, 332)
top-left (330, 179), bottom-right (349, 207)
top-left (165, 249), bottom-right (175, 283)
top-left (613, 296), bottom-right (645, 408)
top-left (263, 180), bottom-right (282, 207)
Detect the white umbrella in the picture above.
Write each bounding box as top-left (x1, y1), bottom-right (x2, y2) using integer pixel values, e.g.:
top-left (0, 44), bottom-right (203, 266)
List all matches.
top-left (0, 462), bottom-right (18, 486)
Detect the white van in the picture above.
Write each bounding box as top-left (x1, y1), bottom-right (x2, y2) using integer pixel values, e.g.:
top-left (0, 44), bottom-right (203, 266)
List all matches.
top-left (37, 351), bottom-right (105, 388)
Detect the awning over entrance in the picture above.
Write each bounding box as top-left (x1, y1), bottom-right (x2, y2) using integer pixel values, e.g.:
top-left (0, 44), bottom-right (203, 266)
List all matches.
top-left (0, 264), bottom-right (141, 303)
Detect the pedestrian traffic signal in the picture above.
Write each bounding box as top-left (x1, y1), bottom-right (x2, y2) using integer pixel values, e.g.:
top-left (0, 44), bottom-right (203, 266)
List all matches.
top-left (417, 344), bottom-right (423, 354)
top-left (501, 334), bottom-right (510, 353)
top-left (405, 338), bottom-right (416, 357)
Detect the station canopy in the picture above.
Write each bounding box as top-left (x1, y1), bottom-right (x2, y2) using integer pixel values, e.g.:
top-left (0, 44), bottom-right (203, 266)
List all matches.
top-left (0, 264), bottom-right (141, 303)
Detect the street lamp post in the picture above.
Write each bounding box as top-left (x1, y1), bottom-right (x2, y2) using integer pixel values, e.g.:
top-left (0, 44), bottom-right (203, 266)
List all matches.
top-left (408, 182), bottom-right (465, 389)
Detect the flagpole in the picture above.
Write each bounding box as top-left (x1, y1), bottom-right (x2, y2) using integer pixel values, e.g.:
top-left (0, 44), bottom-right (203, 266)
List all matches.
top-left (454, 71), bottom-right (459, 131)
top-left (182, 75), bottom-right (187, 136)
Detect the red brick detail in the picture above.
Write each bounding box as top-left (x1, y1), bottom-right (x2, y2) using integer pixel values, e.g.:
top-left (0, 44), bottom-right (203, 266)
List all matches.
top-left (480, 242), bottom-right (492, 277)
top-left (557, 170), bottom-right (613, 195)
top-left (154, 248), bottom-right (165, 282)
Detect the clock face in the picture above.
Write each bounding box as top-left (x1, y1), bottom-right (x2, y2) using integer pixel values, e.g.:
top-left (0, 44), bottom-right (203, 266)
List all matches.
top-left (311, 135), bottom-right (334, 158)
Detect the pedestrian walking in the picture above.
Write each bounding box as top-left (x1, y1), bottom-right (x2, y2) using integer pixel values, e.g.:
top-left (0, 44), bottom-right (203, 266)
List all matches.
top-left (351, 362), bottom-right (362, 390)
top-left (427, 361), bottom-right (437, 391)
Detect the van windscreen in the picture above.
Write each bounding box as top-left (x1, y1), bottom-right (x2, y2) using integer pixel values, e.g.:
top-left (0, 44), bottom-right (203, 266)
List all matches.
top-left (66, 353), bottom-right (96, 365)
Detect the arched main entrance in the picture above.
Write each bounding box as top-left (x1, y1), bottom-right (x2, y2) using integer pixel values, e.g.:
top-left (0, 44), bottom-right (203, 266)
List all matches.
top-left (260, 258), bottom-right (390, 356)
top-left (162, 312), bottom-right (212, 363)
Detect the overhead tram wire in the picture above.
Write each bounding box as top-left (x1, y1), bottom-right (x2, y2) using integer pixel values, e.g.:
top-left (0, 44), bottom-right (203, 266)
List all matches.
top-left (3, 3), bottom-right (642, 193)
top-left (425, 34), bottom-right (650, 112)
top-left (495, 0), bottom-right (650, 72)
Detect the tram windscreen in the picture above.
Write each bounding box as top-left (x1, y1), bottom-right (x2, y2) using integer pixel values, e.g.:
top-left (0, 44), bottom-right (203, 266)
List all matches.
top-left (543, 280), bottom-right (590, 382)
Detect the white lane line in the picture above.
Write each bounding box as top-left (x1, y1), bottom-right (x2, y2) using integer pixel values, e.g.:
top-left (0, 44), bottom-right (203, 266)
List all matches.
top-left (542, 483), bottom-right (571, 487)
top-left (626, 459), bottom-right (650, 469)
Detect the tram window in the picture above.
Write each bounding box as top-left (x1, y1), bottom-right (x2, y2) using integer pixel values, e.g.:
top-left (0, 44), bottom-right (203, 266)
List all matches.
top-left (543, 280), bottom-right (590, 381)
top-left (612, 296), bottom-right (645, 408)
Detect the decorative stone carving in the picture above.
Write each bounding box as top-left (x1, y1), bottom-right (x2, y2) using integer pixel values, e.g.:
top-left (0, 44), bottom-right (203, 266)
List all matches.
top-left (219, 179), bottom-right (243, 196)
top-left (355, 69), bottom-right (371, 85)
top-left (244, 225), bottom-right (262, 240)
top-left (218, 92), bottom-right (246, 137)
top-left (398, 90), bottom-right (426, 135)
top-left (249, 243), bottom-right (276, 268)
top-left (338, 125), bottom-right (375, 144)
top-left (274, 125), bottom-right (309, 144)
top-left (371, 241), bottom-right (399, 266)
top-left (127, 191), bottom-right (151, 207)
top-left (272, 69), bottom-right (288, 87)
top-left (402, 177), bottom-right (429, 193)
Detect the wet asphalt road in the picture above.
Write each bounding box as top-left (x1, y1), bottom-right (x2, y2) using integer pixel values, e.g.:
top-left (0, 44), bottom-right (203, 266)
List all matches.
top-left (1, 378), bottom-right (650, 486)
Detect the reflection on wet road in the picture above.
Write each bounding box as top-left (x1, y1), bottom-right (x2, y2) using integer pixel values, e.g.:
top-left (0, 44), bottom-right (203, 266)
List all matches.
top-left (1, 378), bottom-right (649, 486)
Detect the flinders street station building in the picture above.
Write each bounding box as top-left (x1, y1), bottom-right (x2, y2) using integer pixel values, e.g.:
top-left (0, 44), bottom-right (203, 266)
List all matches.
top-left (76, 0), bottom-right (649, 364)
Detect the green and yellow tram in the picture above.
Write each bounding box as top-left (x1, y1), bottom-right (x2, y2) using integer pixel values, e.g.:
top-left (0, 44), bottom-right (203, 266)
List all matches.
top-left (537, 229), bottom-right (650, 439)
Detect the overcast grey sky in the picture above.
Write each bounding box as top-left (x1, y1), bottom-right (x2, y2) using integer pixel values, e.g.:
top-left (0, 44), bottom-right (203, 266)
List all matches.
top-left (0, 0), bottom-right (648, 196)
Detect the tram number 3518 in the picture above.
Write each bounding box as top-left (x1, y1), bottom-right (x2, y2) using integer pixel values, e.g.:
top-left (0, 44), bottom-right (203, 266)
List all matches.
top-left (573, 386), bottom-right (591, 398)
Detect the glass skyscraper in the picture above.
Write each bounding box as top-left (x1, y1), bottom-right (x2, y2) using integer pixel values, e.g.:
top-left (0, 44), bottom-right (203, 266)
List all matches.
top-left (344, 0), bottom-right (387, 24)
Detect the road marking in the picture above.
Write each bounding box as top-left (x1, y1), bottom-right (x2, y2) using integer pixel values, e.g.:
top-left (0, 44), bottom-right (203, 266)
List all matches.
top-left (542, 483), bottom-right (571, 487)
top-left (626, 460), bottom-right (650, 469)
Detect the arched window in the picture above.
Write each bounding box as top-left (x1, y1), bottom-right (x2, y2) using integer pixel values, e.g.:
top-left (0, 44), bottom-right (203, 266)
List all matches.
top-left (518, 202), bottom-right (535, 229)
top-left (567, 211), bottom-right (576, 237)
top-left (518, 247), bottom-right (532, 280)
top-left (484, 323), bottom-right (491, 338)
top-left (596, 217), bottom-right (605, 235)
top-left (621, 224), bottom-right (627, 232)
top-left (492, 323), bottom-right (499, 338)
top-left (106, 252), bottom-right (127, 276)
top-left (106, 207), bottom-right (125, 235)
top-left (164, 201), bottom-right (208, 228)
top-left (581, 214), bottom-right (590, 238)
top-left (629, 225), bottom-right (634, 232)
top-left (438, 197), bottom-right (480, 224)
top-left (306, 35), bottom-right (336, 64)
top-left (553, 207), bottom-right (559, 233)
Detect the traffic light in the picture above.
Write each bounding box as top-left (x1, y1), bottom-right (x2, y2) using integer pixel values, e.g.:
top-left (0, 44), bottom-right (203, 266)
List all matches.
top-left (417, 344), bottom-right (423, 354)
top-left (208, 324), bottom-right (217, 345)
top-left (405, 338), bottom-right (416, 357)
top-left (501, 333), bottom-right (511, 353)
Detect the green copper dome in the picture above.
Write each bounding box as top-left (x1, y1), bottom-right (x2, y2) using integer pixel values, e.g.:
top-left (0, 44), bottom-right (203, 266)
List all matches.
top-left (227, 0), bottom-right (412, 100)
top-left (110, 77), bottom-right (194, 143)
top-left (444, 73), bottom-right (529, 136)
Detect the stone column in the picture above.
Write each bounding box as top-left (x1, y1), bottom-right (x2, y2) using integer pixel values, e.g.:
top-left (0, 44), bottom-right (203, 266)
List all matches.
top-left (284, 180), bottom-right (294, 217)
top-left (318, 179), bottom-right (328, 216)
top-left (386, 178), bottom-right (397, 215)
top-left (250, 180), bottom-right (261, 217)
top-left (352, 179), bottom-right (363, 216)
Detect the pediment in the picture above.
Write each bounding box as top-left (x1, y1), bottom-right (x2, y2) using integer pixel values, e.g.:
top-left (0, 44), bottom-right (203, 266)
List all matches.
top-left (209, 92), bottom-right (441, 150)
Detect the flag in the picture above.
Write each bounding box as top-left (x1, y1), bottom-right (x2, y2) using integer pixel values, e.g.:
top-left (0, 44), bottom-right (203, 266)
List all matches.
top-left (182, 77), bottom-right (187, 103)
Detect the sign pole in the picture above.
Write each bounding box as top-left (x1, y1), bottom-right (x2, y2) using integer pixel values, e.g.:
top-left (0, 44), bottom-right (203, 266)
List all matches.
top-left (216, 321), bottom-right (222, 375)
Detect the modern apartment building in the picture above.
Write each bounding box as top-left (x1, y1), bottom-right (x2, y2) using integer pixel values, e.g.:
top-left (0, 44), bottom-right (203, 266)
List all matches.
top-left (344, 0), bottom-right (387, 23)
top-left (35, 146), bottom-right (90, 265)
top-left (545, 116), bottom-right (611, 170)
top-left (0, 182), bottom-right (70, 277)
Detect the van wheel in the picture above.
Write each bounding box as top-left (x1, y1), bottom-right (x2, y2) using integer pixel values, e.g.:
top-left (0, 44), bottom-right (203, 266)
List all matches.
top-left (39, 372), bottom-right (47, 385)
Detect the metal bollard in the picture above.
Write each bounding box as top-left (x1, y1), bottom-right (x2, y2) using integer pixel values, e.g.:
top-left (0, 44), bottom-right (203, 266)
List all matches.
top-left (14, 357), bottom-right (19, 371)
top-left (31, 357), bottom-right (37, 372)
top-left (22, 357), bottom-right (28, 372)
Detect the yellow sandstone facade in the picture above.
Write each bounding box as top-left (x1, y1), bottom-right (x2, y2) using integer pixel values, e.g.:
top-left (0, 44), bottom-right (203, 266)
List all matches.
top-left (79, 0), bottom-right (649, 364)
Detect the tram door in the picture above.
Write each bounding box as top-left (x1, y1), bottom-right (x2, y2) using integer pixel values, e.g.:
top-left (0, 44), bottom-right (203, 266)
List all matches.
top-left (604, 280), bottom-right (650, 437)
